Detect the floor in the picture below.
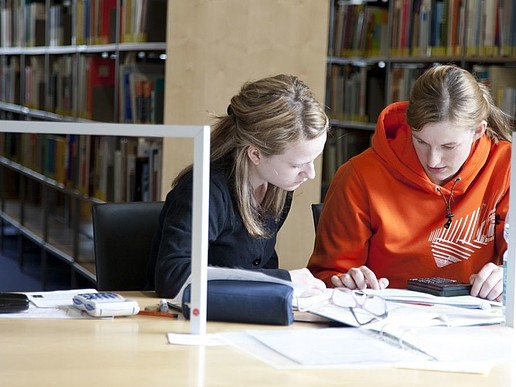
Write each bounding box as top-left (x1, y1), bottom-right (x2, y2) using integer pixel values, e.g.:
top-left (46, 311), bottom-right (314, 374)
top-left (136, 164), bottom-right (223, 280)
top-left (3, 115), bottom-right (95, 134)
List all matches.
top-left (0, 224), bottom-right (95, 292)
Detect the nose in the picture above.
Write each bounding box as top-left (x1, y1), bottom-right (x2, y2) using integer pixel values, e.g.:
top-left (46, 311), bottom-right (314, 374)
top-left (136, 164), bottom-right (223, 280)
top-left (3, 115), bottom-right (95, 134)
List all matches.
top-left (426, 148), bottom-right (442, 167)
top-left (301, 161), bottom-right (316, 180)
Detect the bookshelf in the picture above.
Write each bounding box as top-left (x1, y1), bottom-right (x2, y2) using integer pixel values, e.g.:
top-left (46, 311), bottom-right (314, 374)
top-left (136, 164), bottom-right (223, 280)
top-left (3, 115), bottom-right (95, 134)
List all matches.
top-left (0, 0), bottom-right (169, 288)
top-left (0, 0), bottom-right (330, 287)
top-left (324, 0), bottom-right (516, 195)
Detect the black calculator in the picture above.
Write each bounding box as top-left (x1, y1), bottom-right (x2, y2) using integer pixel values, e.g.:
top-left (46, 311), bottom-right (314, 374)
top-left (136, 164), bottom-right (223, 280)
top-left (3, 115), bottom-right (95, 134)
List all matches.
top-left (407, 277), bottom-right (472, 297)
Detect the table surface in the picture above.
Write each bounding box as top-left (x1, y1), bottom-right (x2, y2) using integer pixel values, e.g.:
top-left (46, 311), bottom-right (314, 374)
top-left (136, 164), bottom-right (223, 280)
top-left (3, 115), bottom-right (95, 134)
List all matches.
top-left (0, 291), bottom-right (513, 387)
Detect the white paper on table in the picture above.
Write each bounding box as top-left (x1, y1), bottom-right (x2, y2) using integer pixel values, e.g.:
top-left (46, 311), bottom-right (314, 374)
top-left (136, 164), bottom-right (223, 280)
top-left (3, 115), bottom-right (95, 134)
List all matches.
top-left (26, 288), bottom-right (98, 307)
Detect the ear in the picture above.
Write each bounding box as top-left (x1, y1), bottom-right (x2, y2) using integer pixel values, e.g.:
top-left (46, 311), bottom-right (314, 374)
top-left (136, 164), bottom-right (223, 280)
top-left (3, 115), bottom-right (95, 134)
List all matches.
top-left (247, 146), bottom-right (261, 165)
top-left (473, 120), bottom-right (487, 140)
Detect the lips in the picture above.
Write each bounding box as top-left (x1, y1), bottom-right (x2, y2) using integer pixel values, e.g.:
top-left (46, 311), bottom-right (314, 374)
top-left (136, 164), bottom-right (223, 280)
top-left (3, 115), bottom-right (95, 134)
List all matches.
top-left (427, 166), bottom-right (445, 173)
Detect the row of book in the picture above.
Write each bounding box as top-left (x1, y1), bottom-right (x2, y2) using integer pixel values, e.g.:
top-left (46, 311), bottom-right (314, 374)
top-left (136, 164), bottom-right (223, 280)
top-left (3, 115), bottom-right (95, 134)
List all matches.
top-left (0, 0), bottom-right (166, 48)
top-left (0, 133), bottom-right (163, 203)
top-left (326, 63), bottom-right (516, 125)
top-left (472, 65), bottom-right (516, 119)
top-left (0, 55), bottom-right (165, 124)
top-left (0, 1), bottom-right (46, 48)
top-left (330, 0), bottom-right (516, 58)
top-left (326, 64), bottom-right (386, 124)
top-left (322, 129), bottom-right (372, 188)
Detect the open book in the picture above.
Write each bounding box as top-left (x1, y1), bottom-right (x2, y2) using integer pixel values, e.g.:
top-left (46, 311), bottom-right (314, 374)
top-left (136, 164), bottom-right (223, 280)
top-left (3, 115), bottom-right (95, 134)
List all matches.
top-left (222, 324), bottom-right (514, 371)
top-left (229, 289), bottom-right (507, 370)
top-left (293, 288), bottom-right (504, 328)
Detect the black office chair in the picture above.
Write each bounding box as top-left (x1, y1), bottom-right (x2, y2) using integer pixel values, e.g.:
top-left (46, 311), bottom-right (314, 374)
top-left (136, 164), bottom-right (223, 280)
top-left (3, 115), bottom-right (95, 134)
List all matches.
top-left (311, 203), bottom-right (323, 231)
top-left (91, 201), bottom-right (163, 291)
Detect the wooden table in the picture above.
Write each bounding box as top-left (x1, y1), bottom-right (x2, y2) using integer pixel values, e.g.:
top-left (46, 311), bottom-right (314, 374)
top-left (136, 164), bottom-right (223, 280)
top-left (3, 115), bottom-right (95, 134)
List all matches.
top-left (0, 291), bottom-right (513, 386)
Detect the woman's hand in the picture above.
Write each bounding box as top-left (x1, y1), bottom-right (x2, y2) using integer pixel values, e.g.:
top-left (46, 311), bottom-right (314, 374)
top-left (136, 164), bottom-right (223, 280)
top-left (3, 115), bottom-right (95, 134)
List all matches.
top-left (469, 262), bottom-right (503, 302)
top-left (289, 268), bottom-right (326, 297)
top-left (331, 266), bottom-right (389, 290)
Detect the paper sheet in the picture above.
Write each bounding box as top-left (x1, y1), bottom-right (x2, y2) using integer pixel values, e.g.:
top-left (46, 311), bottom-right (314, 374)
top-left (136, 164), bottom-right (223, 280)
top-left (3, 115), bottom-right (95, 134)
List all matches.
top-left (0, 289), bottom-right (98, 319)
top-left (219, 325), bottom-right (515, 373)
top-left (27, 288), bottom-right (98, 307)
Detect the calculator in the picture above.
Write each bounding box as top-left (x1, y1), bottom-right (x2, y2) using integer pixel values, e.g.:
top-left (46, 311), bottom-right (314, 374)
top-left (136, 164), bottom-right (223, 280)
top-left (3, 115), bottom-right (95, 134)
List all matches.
top-left (72, 292), bottom-right (140, 317)
top-left (407, 277), bottom-right (472, 297)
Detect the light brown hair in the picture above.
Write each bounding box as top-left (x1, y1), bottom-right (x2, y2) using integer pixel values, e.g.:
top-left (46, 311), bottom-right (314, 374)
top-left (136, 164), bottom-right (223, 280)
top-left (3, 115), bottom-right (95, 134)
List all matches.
top-left (407, 64), bottom-right (513, 142)
top-left (173, 74), bottom-right (329, 237)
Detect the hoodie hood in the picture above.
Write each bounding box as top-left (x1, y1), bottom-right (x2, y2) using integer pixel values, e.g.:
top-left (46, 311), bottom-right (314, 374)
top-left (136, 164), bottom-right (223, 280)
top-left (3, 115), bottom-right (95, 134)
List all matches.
top-left (370, 101), bottom-right (491, 196)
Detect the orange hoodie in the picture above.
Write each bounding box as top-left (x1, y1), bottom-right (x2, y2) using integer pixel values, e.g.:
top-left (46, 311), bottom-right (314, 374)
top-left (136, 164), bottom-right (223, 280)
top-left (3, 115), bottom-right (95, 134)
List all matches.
top-left (308, 101), bottom-right (511, 288)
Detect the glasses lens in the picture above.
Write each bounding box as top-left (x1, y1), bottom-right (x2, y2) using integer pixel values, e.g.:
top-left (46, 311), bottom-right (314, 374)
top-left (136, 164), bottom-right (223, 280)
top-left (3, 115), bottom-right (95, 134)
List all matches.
top-left (332, 289), bottom-right (356, 308)
top-left (351, 308), bottom-right (379, 325)
top-left (362, 295), bottom-right (386, 317)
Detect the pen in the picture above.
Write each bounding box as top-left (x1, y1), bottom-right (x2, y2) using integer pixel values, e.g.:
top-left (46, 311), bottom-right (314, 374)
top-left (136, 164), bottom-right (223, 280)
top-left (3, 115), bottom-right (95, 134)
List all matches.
top-left (138, 310), bottom-right (178, 318)
top-left (167, 302), bottom-right (183, 313)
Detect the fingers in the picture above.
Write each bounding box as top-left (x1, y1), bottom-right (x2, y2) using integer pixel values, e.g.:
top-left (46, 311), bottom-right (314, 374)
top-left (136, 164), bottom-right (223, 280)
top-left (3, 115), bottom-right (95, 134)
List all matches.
top-left (470, 263), bottom-right (503, 301)
top-left (378, 277), bottom-right (390, 290)
top-left (289, 268), bottom-right (326, 297)
top-left (331, 267), bottom-right (389, 290)
top-left (298, 287), bottom-right (324, 298)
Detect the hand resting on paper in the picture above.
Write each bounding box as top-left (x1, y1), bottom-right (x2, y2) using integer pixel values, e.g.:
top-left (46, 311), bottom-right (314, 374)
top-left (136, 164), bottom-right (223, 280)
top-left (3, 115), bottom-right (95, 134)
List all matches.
top-left (289, 268), bottom-right (326, 297)
top-left (469, 262), bottom-right (503, 302)
top-left (330, 266), bottom-right (389, 291)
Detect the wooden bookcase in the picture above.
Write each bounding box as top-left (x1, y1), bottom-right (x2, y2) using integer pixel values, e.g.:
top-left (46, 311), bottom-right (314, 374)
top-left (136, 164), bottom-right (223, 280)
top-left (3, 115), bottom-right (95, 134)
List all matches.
top-left (323, 0), bottom-right (516, 194)
top-left (0, 0), bottom-right (330, 287)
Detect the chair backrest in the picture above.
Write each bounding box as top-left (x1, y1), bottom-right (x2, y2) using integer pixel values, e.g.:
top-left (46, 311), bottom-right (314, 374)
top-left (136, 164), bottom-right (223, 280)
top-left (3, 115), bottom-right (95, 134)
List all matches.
top-left (311, 203), bottom-right (323, 231)
top-left (92, 201), bottom-right (163, 291)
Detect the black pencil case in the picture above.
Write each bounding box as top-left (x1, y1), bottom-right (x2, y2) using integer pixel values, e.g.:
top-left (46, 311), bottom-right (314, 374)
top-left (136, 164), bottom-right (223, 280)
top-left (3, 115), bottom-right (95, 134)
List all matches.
top-left (182, 280), bottom-right (294, 325)
top-left (0, 293), bottom-right (29, 313)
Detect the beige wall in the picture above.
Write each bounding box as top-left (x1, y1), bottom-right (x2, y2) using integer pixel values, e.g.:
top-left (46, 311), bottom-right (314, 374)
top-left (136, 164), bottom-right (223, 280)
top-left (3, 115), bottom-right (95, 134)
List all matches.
top-left (161, 0), bottom-right (330, 269)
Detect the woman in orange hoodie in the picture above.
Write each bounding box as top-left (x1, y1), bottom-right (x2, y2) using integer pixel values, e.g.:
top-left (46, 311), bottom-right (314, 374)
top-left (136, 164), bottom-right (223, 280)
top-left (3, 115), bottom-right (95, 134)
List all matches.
top-left (308, 64), bottom-right (513, 301)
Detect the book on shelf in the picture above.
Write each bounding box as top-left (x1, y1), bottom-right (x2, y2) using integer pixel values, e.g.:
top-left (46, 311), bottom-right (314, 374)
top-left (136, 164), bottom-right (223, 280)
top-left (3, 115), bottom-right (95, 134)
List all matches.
top-left (498, 0), bottom-right (516, 56)
top-left (390, 65), bottom-right (425, 103)
top-left (472, 65), bottom-right (516, 118)
top-left (99, 0), bottom-right (118, 44)
top-left (121, 0), bottom-right (167, 43)
top-left (24, 0), bottom-right (45, 47)
top-left (330, 64), bottom-right (385, 124)
top-left (85, 56), bottom-right (116, 122)
top-left (77, 135), bottom-right (93, 196)
top-left (93, 136), bottom-right (116, 201)
top-left (24, 56), bottom-right (45, 111)
top-left (331, 2), bottom-right (389, 58)
top-left (0, 0), bottom-right (23, 48)
top-left (119, 61), bottom-right (165, 124)
top-left (51, 135), bottom-right (67, 185)
top-left (0, 57), bottom-right (20, 104)
top-left (103, 137), bottom-right (163, 202)
top-left (65, 134), bottom-right (79, 190)
top-left (391, 0), bottom-right (414, 57)
top-left (51, 56), bottom-right (74, 117)
top-left (375, 0), bottom-right (510, 58)
top-left (48, 3), bottom-right (72, 46)
top-left (1, 4), bottom-right (12, 48)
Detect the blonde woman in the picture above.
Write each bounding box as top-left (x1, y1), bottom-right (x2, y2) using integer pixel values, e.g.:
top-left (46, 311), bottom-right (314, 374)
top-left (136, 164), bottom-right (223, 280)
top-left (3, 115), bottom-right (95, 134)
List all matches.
top-left (149, 74), bottom-right (329, 298)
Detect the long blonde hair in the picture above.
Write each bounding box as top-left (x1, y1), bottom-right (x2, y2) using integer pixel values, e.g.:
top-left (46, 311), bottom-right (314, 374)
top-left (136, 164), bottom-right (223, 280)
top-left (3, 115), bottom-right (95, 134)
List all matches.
top-left (173, 74), bottom-right (329, 237)
top-left (407, 64), bottom-right (513, 142)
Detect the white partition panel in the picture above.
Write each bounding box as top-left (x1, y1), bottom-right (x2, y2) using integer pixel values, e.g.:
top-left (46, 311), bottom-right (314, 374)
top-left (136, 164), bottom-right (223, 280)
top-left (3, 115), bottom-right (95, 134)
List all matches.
top-left (0, 121), bottom-right (210, 336)
top-left (506, 131), bottom-right (516, 327)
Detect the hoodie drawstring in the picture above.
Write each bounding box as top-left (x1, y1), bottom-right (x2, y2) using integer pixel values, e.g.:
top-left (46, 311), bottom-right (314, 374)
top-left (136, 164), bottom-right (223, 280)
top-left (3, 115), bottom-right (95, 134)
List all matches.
top-left (436, 177), bottom-right (461, 229)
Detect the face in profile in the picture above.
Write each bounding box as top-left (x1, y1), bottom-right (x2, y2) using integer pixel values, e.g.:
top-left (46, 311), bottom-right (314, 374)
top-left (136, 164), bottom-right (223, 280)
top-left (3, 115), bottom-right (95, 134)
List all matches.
top-left (250, 132), bottom-right (327, 191)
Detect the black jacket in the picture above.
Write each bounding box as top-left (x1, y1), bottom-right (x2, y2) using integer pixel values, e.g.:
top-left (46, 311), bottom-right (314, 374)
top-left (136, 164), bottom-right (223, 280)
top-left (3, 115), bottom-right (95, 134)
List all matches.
top-left (147, 164), bottom-right (293, 298)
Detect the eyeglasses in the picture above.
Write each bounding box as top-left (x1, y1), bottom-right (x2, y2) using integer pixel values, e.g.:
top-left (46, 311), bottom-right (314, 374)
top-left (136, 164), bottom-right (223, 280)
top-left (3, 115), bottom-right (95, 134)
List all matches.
top-left (297, 288), bottom-right (388, 326)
